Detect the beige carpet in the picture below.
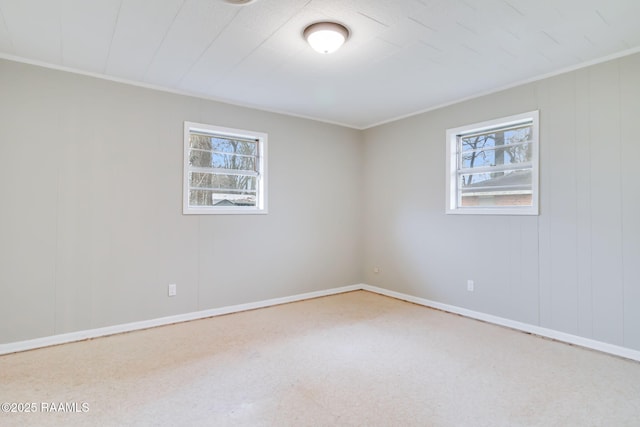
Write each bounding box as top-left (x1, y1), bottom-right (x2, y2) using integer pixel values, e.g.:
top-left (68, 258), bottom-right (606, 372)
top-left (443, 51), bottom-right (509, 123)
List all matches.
top-left (1, 290), bottom-right (639, 426)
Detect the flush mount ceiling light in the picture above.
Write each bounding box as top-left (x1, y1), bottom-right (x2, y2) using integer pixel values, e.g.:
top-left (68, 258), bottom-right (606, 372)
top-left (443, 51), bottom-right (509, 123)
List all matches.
top-left (222, 0), bottom-right (257, 5)
top-left (303, 22), bottom-right (350, 54)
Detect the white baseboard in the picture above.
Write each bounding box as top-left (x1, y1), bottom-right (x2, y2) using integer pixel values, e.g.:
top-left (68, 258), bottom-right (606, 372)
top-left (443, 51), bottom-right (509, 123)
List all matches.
top-left (3, 283), bottom-right (639, 363)
top-left (0, 284), bottom-right (361, 356)
top-left (361, 284), bottom-right (640, 363)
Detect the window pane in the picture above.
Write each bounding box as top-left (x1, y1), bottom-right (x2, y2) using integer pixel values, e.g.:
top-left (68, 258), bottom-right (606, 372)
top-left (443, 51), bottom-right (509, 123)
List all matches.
top-left (211, 153), bottom-right (256, 170)
top-left (460, 169), bottom-right (531, 196)
top-left (461, 142), bottom-right (532, 169)
top-left (460, 193), bottom-right (532, 207)
top-left (190, 150), bottom-right (256, 171)
top-left (190, 134), bottom-right (257, 156)
top-left (189, 172), bottom-right (257, 192)
top-left (189, 190), bottom-right (257, 207)
top-left (190, 134), bottom-right (212, 150)
top-left (460, 125), bottom-right (531, 152)
top-left (211, 138), bottom-right (257, 155)
top-left (190, 149), bottom-right (212, 168)
top-left (460, 167), bottom-right (533, 207)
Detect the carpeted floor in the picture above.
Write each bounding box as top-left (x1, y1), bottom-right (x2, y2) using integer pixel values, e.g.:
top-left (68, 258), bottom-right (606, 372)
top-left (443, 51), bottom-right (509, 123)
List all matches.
top-left (1, 290), bottom-right (639, 426)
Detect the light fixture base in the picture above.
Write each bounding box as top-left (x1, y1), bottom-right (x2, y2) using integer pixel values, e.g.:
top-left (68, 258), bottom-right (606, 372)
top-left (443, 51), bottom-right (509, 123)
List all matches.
top-left (222, 0), bottom-right (257, 5)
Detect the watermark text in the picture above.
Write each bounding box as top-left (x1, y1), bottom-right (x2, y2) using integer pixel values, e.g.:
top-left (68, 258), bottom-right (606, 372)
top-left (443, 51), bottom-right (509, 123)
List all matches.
top-left (1, 402), bottom-right (89, 413)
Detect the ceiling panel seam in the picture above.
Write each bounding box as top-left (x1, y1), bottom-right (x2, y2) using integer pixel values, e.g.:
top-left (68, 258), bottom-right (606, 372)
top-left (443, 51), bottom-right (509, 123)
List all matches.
top-left (142, 0), bottom-right (187, 81)
top-left (204, 0), bottom-right (313, 92)
top-left (103, 0), bottom-right (123, 74)
top-left (0, 4), bottom-right (15, 53)
top-left (176, 7), bottom-right (242, 86)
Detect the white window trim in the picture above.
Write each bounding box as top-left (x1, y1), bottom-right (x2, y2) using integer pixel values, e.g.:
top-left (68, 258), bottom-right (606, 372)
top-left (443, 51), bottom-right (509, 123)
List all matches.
top-left (445, 110), bottom-right (539, 215)
top-left (183, 121), bottom-right (268, 215)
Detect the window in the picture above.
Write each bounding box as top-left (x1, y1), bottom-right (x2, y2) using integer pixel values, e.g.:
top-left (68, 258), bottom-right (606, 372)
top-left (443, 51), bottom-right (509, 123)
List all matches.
top-left (183, 121), bottom-right (267, 214)
top-left (446, 111), bottom-right (539, 215)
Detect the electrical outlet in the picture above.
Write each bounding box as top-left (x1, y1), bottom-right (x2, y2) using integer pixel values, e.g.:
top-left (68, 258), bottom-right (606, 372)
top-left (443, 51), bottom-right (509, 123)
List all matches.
top-left (467, 280), bottom-right (474, 292)
top-left (168, 284), bottom-right (177, 297)
top-left (373, 267), bottom-right (380, 274)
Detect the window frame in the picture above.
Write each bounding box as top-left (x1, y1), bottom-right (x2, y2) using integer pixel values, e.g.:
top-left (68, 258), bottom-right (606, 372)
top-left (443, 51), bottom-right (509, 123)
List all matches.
top-left (183, 121), bottom-right (268, 215)
top-left (445, 111), bottom-right (539, 215)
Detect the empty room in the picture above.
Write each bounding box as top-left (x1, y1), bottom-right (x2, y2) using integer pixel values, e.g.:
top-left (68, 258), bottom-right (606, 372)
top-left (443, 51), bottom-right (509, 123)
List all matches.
top-left (1, 0), bottom-right (639, 425)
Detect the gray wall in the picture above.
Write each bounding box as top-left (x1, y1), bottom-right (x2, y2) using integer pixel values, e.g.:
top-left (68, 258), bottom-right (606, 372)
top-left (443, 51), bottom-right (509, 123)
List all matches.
top-left (363, 53), bottom-right (640, 351)
top-left (3, 52), bottom-right (639, 354)
top-left (0, 59), bottom-right (363, 344)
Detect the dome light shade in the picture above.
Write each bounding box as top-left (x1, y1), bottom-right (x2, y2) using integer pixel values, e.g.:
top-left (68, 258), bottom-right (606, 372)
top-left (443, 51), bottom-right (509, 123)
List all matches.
top-left (303, 22), bottom-right (349, 54)
top-left (222, 0), bottom-right (256, 4)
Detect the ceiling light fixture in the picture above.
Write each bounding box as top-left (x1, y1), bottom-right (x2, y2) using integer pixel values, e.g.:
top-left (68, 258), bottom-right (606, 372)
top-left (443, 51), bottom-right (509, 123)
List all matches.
top-left (303, 22), bottom-right (350, 54)
top-left (222, 0), bottom-right (257, 5)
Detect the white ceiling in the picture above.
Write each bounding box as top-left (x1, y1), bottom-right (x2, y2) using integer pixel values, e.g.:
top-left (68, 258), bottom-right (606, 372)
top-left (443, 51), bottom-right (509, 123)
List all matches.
top-left (0, 0), bottom-right (639, 129)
